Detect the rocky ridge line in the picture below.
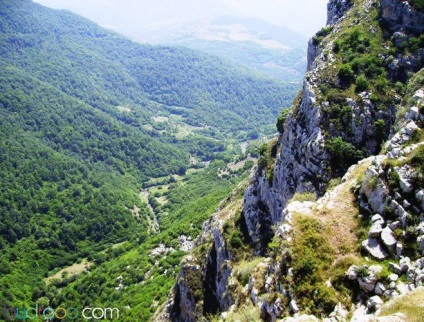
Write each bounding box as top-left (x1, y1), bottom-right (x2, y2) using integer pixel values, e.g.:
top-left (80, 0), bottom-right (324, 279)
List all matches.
top-left (155, 0), bottom-right (424, 320)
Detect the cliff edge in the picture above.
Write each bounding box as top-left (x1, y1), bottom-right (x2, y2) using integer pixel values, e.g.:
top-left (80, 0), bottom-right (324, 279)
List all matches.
top-left (156, 0), bottom-right (424, 320)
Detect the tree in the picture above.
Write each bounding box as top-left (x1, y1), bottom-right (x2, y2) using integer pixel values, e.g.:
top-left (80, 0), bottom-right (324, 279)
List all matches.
top-left (276, 108), bottom-right (291, 133)
top-left (326, 137), bottom-right (364, 175)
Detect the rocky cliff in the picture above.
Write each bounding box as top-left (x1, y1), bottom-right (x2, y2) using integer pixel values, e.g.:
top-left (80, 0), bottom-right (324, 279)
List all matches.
top-left (243, 0), bottom-right (423, 255)
top-left (156, 0), bottom-right (424, 321)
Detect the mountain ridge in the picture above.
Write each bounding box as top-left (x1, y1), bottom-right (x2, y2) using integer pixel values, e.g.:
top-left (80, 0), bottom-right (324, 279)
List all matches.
top-left (157, 0), bottom-right (424, 321)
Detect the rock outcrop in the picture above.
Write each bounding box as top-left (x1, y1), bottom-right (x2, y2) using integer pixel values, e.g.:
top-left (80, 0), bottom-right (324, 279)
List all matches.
top-left (243, 54), bottom-right (330, 254)
top-left (380, 0), bottom-right (424, 82)
top-left (243, 42), bottom-right (330, 252)
top-left (380, 0), bottom-right (424, 35)
top-left (327, 0), bottom-right (352, 25)
top-left (242, 0), bottom-right (405, 253)
top-left (155, 189), bottom-right (244, 321)
top-left (157, 0), bottom-right (424, 320)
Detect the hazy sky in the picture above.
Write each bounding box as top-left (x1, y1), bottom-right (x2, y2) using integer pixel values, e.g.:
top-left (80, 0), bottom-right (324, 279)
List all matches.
top-left (33, 0), bottom-right (329, 38)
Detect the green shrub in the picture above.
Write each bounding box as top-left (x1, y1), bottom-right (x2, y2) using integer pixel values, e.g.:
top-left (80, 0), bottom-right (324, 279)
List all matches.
top-left (347, 29), bottom-right (361, 48)
top-left (357, 44), bottom-right (366, 53)
top-left (367, 175), bottom-right (378, 189)
top-left (258, 143), bottom-right (270, 168)
top-left (376, 76), bottom-right (389, 91)
top-left (291, 192), bottom-right (317, 203)
top-left (333, 39), bottom-right (342, 53)
top-left (411, 145), bottom-right (424, 169)
top-left (236, 258), bottom-right (264, 286)
top-left (406, 35), bottom-right (424, 53)
top-left (326, 137), bottom-right (364, 175)
top-left (331, 255), bottom-right (361, 292)
top-left (338, 64), bottom-right (355, 84)
top-left (276, 108), bottom-right (290, 133)
top-left (411, 145), bottom-right (424, 186)
top-left (313, 26), bottom-right (333, 45)
top-left (327, 177), bottom-right (341, 190)
top-left (395, 81), bottom-right (406, 95)
top-left (230, 233), bottom-right (243, 248)
top-left (374, 119), bottom-right (386, 146)
top-left (355, 75), bottom-right (370, 92)
top-left (393, 228), bottom-right (403, 240)
top-left (312, 284), bottom-right (339, 314)
top-left (319, 83), bottom-right (331, 96)
top-left (388, 170), bottom-right (400, 189)
top-left (357, 266), bottom-right (369, 278)
top-left (402, 227), bottom-right (420, 258)
top-left (327, 90), bottom-right (349, 106)
top-left (257, 139), bottom-right (278, 184)
top-left (408, 0), bottom-right (424, 11)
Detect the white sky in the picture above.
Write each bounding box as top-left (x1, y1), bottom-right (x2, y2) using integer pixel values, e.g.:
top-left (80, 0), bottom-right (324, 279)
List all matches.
top-left (32, 0), bottom-right (329, 37)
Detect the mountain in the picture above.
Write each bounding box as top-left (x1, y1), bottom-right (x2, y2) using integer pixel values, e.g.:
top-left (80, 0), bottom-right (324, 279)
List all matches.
top-left (137, 16), bottom-right (308, 82)
top-left (0, 0), bottom-right (300, 317)
top-left (0, 1), bottom-right (298, 140)
top-left (157, 0), bottom-right (424, 321)
top-left (6, 0), bottom-right (424, 321)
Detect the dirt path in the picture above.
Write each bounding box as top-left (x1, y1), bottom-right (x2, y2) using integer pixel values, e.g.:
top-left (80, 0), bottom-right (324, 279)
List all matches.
top-left (140, 189), bottom-right (159, 234)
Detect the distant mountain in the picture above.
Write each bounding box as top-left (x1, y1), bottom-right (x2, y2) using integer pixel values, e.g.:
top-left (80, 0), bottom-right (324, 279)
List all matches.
top-left (137, 16), bottom-right (308, 82)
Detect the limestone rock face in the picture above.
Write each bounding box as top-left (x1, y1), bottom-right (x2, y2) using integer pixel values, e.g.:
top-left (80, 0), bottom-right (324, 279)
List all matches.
top-left (359, 158), bottom-right (390, 215)
top-left (327, 0), bottom-right (352, 25)
top-left (367, 295), bottom-right (383, 311)
top-left (157, 0), bottom-right (424, 321)
top-left (243, 77), bottom-right (329, 253)
top-left (156, 197), bottom-right (238, 321)
top-left (369, 223), bottom-right (383, 238)
top-left (347, 96), bottom-right (395, 153)
top-left (380, 0), bottom-right (424, 81)
top-left (172, 261), bottom-right (201, 322)
top-left (241, 0), bottom-right (419, 254)
top-left (381, 227), bottom-right (397, 251)
top-left (380, 0), bottom-right (424, 35)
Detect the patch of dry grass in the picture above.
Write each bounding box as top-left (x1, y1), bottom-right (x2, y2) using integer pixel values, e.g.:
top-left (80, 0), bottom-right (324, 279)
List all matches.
top-left (286, 159), bottom-right (372, 314)
top-left (291, 192), bottom-right (317, 203)
top-left (234, 257), bottom-right (266, 287)
top-left (316, 159), bottom-right (372, 259)
top-left (378, 287), bottom-right (424, 322)
top-left (46, 259), bottom-right (92, 284)
top-left (212, 305), bottom-right (261, 322)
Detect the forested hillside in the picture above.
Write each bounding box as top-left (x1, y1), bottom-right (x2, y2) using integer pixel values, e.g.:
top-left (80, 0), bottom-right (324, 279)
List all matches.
top-left (0, 0), bottom-right (297, 136)
top-left (0, 0), bottom-right (299, 317)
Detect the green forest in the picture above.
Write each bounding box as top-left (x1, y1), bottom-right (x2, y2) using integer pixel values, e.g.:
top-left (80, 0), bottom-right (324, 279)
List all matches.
top-left (0, 0), bottom-right (299, 320)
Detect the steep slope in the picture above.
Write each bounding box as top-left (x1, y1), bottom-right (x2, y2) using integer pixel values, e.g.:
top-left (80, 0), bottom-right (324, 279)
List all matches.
top-left (243, 0), bottom-right (424, 254)
top-left (0, 0), bottom-right (299, 314)
top-left (158, 0), bottom-right (424, 321)
top-left (51, 162), bottom-right (252, 321)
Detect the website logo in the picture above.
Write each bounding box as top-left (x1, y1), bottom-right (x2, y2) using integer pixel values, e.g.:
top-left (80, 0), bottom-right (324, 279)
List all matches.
top-left (3, 304), bottom-right (120, 320)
